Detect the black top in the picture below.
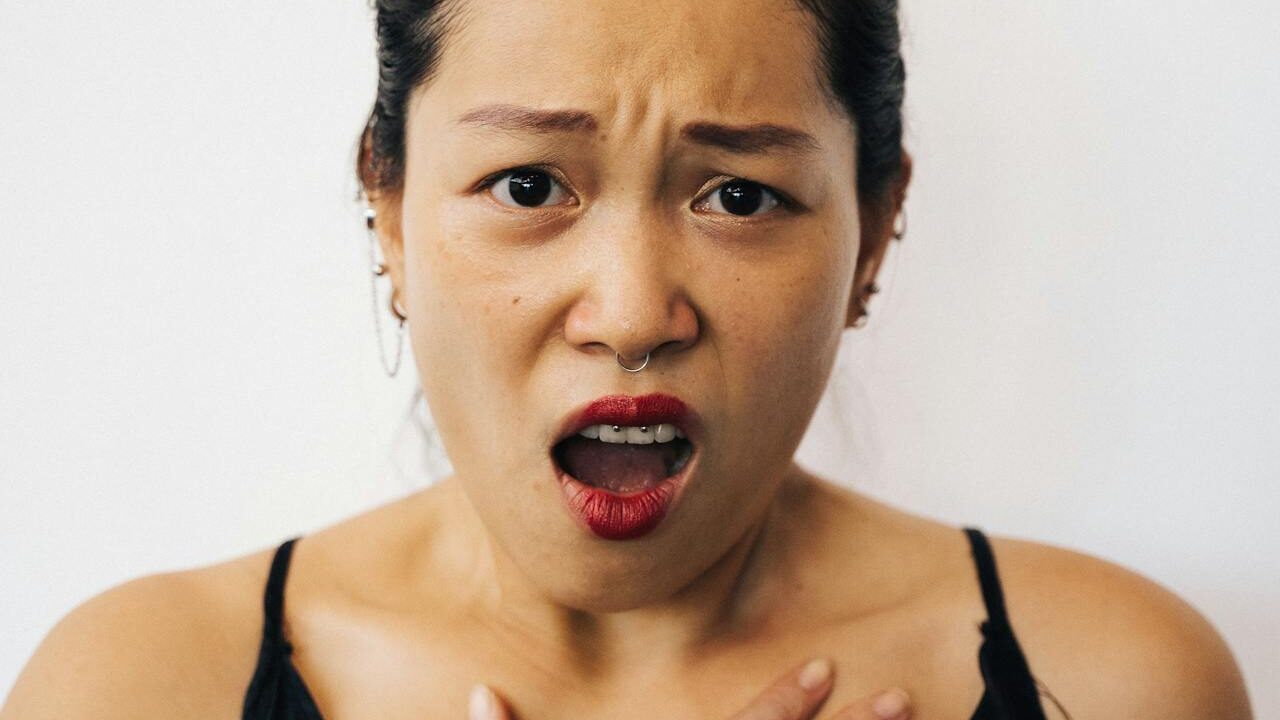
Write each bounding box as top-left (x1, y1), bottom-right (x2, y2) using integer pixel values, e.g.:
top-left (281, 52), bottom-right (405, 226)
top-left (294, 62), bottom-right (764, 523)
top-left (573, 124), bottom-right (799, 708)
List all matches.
top-left (242, 527), bottom-right (1050, 719)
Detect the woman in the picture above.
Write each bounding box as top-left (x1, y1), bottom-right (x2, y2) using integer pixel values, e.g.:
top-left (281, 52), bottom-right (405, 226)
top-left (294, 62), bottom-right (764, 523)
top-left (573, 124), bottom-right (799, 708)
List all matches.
top-left (1, 0), bottom-right (1253, 718)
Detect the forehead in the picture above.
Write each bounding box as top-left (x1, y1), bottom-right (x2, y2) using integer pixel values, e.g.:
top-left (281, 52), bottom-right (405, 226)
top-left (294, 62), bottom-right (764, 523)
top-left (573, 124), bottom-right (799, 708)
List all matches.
top-left (422, 0), bottom-right (841, 132)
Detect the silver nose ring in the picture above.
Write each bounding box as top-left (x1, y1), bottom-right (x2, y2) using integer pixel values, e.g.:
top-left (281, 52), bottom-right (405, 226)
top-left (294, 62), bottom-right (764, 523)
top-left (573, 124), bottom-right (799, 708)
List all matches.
top-left (616, 352), bottom-right (650, 372)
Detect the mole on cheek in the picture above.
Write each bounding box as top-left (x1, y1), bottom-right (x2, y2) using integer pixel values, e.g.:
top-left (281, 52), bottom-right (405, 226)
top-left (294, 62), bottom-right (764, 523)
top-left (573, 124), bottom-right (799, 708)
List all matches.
top-left (512, 296), bottom-right (521, 305)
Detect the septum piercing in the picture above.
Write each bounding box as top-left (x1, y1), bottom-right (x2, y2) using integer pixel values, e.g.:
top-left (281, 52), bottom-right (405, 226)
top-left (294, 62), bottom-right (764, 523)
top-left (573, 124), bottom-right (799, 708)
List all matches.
top-left (617, 351), bottom-right (650, 372)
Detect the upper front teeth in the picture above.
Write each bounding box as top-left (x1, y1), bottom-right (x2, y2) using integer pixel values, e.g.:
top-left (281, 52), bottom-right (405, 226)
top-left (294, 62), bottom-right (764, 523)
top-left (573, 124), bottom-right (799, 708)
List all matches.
top-left (578, 423), bottom-right (686, 444)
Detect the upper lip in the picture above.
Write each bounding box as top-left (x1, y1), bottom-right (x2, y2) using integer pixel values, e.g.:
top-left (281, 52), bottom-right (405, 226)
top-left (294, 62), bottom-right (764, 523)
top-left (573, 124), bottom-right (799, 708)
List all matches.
top-left (552, 392), bottom-right (701, 446)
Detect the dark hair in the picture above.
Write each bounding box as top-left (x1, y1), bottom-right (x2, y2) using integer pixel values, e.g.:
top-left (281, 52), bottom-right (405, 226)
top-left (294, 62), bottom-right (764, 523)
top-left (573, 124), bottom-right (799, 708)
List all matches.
top-left (356, 0), bottom-right (905, 205)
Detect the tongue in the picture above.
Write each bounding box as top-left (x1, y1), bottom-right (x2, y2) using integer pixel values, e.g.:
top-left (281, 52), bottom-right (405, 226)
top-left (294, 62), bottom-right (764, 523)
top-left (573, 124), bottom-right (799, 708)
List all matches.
top-left (558, 436), bottom-right (673, 494)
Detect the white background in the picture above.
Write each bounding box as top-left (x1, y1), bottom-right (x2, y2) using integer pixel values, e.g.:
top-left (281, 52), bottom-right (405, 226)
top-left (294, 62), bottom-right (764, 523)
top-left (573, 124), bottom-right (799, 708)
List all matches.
top-left (2, 1), bottom-right (1277, 713)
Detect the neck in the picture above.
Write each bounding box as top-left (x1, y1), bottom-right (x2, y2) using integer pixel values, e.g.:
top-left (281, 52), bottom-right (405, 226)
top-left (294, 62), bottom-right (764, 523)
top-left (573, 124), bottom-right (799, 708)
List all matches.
top-left (436, 470), bottom-right (804, 681)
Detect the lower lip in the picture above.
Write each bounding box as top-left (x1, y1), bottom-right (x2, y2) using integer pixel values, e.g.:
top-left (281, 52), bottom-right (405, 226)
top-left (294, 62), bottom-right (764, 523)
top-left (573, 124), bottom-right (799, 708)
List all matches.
top-left (554, 451), bottom-right (696, 541)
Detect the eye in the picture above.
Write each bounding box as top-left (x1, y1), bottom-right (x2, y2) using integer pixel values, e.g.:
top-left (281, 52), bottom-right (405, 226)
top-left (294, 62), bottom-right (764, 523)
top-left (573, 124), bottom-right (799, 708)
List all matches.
top-left (696, 178), bottom-right (788, 218)
top-left (480, 167), bottom-right (571, 209)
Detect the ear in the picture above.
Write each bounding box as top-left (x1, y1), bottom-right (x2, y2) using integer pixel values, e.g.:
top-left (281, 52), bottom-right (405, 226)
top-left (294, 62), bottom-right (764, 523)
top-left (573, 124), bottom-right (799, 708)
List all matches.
top-left (368, 190), bottom-right (408, 316)
top-left (845, 149), bottom-right (913, 328)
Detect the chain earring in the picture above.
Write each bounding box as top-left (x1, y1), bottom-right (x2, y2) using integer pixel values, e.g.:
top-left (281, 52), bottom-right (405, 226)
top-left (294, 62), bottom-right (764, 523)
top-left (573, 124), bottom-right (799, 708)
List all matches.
top-left (365, 207), bottom-right (406, 377)
top-left (892, 207), bottom-right (907, 241)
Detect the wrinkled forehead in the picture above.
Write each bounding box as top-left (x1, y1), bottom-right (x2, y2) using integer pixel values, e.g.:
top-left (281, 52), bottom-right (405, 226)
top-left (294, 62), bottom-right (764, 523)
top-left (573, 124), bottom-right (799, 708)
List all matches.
top-left (415, 0), bottom-right (845, 138)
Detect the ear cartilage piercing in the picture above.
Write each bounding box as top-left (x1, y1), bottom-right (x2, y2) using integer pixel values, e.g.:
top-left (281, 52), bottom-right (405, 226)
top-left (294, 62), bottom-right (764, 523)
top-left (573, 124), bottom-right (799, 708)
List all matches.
top-left (391, 294), bottom-right (408, 321)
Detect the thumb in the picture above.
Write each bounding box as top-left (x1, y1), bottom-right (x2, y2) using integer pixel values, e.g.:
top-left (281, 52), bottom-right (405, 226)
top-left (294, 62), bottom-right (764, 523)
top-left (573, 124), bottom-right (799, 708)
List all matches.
top-left (468, 684), bottom-right (513, 720)
top-left (827, 687), bottom-right (912, 720)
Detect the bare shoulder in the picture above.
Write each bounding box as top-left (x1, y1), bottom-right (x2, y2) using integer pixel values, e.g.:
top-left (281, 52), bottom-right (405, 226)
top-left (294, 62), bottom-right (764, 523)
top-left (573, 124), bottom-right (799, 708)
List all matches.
top-left (986, 533), bottom-right (1253, 719)
top-left (1, 546), bottom-right (277, 720)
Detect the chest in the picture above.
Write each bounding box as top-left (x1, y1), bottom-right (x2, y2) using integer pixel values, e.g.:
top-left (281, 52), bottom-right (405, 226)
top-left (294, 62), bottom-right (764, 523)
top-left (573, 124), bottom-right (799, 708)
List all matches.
top-left (288, 608), bottom-right (991, 720)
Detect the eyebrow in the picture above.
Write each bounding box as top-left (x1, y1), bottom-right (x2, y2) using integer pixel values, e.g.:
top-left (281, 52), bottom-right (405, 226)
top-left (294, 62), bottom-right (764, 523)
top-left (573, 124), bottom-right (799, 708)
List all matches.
top-left (680, 121), bottom-right (820, 156)
top-left (454, 104), bottom-right (821, 156)
top-left (456, 104), bottom-right (598, 134)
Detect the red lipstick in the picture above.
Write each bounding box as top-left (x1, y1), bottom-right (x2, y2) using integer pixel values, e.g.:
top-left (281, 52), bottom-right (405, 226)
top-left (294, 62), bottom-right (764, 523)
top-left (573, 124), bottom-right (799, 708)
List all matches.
top-left (552, 393), bottom-right (700, 541)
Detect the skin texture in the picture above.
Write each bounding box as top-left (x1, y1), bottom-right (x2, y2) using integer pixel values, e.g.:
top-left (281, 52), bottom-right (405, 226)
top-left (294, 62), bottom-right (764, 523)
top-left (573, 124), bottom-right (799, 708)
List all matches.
top-left (1, 0), bottom-right (1253, 718)
top-left (381, 0), bottom-right (885, 632)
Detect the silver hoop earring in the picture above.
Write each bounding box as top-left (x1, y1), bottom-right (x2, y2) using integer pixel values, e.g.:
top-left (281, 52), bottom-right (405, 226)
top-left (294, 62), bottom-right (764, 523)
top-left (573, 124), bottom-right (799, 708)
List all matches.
top-left (617, 352), bottom-right (650, 373)
top-left (892, 207), bottom-right (908, 241)
top-left (365, 207), bottom-right (406, 377)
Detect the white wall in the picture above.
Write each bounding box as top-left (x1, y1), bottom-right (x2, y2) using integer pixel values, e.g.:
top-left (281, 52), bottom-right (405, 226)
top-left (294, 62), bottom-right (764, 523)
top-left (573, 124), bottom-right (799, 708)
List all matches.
top-left (2, 1), bottom-right (1276, 712)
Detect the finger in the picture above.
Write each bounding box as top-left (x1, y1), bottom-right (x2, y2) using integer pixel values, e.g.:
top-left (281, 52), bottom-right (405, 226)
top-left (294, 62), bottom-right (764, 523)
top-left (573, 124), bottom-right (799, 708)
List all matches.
top-left (728, 657), bottom-right (835, 720)
top-left (826, 687), bottom-right (912, 720)
top-left (468, 683), bottom-right (513, 720)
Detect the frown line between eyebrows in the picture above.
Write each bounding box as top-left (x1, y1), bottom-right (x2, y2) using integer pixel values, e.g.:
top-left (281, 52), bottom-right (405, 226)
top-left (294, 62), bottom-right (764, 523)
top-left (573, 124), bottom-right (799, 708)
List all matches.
top-left (453, 103), bottom-right (822, 158)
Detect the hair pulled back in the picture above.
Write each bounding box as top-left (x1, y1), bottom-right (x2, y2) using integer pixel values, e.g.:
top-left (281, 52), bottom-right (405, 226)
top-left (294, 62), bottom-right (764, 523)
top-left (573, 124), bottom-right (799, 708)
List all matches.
top-left (356, 0), bottom-right (906, 205)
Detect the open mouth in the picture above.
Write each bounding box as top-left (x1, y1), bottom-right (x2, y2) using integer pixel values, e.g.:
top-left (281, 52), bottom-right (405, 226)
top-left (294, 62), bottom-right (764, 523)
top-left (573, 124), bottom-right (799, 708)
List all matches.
top-left (551, 425), bottom-right (695, 495)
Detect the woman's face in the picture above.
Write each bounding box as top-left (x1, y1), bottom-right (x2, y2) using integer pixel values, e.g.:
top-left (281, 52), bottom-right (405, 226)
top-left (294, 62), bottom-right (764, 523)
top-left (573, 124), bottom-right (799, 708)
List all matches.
top-left (378, 0), bottom-right (893, 610)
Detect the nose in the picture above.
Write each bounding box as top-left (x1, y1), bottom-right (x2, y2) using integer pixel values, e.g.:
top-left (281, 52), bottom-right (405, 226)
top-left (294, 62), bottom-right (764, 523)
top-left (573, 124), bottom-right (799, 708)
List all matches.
top-left (562, 214), bottom-right (700, 369)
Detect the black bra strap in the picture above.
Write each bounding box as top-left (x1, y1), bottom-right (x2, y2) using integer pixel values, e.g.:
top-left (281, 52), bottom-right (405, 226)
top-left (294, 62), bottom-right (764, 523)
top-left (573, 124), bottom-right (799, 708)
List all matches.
top-left (963, 526), bottom-right (1049, 719)
top-left (243, 537), bottom-right (310, 717)
top-left (262, 537), bottom-right (301, 651)
top-left (964, 526), bottom-right (1011, 629)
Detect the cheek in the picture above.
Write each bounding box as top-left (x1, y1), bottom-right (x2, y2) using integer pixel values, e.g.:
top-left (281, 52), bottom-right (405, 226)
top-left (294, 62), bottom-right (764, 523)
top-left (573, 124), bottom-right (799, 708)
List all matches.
top-left (701, 238), bottom-right (853, 477)
top-left (715, 252), bottom-right (849, 388)
top-left (404, 204), bottom-right (536, 366)
top-left (400, 212), bottom-right (550, 477)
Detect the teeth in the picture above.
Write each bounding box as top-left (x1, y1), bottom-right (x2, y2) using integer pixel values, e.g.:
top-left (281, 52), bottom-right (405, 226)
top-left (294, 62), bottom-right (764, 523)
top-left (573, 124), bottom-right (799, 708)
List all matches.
top-left (599, 424), bottom-right (628, 443)
top-left (577, 423), bottom-right (685, 444)
top-left (625, 426), bottom-right (653, 444)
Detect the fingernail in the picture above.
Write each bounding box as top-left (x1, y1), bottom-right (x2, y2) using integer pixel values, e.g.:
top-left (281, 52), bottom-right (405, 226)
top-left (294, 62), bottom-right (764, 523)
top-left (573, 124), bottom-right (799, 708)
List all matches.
top-left (469, 684), bottom-right (494, 720)
top-left (873, 688), bottom-right (910, 719)
top-left (797, 657), bottom-right (833, 691)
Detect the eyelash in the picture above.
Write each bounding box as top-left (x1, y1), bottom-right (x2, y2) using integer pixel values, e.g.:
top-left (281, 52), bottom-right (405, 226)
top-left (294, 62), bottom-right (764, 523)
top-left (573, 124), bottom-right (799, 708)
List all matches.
top-left (474, 165), bottom-right (798, 216)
